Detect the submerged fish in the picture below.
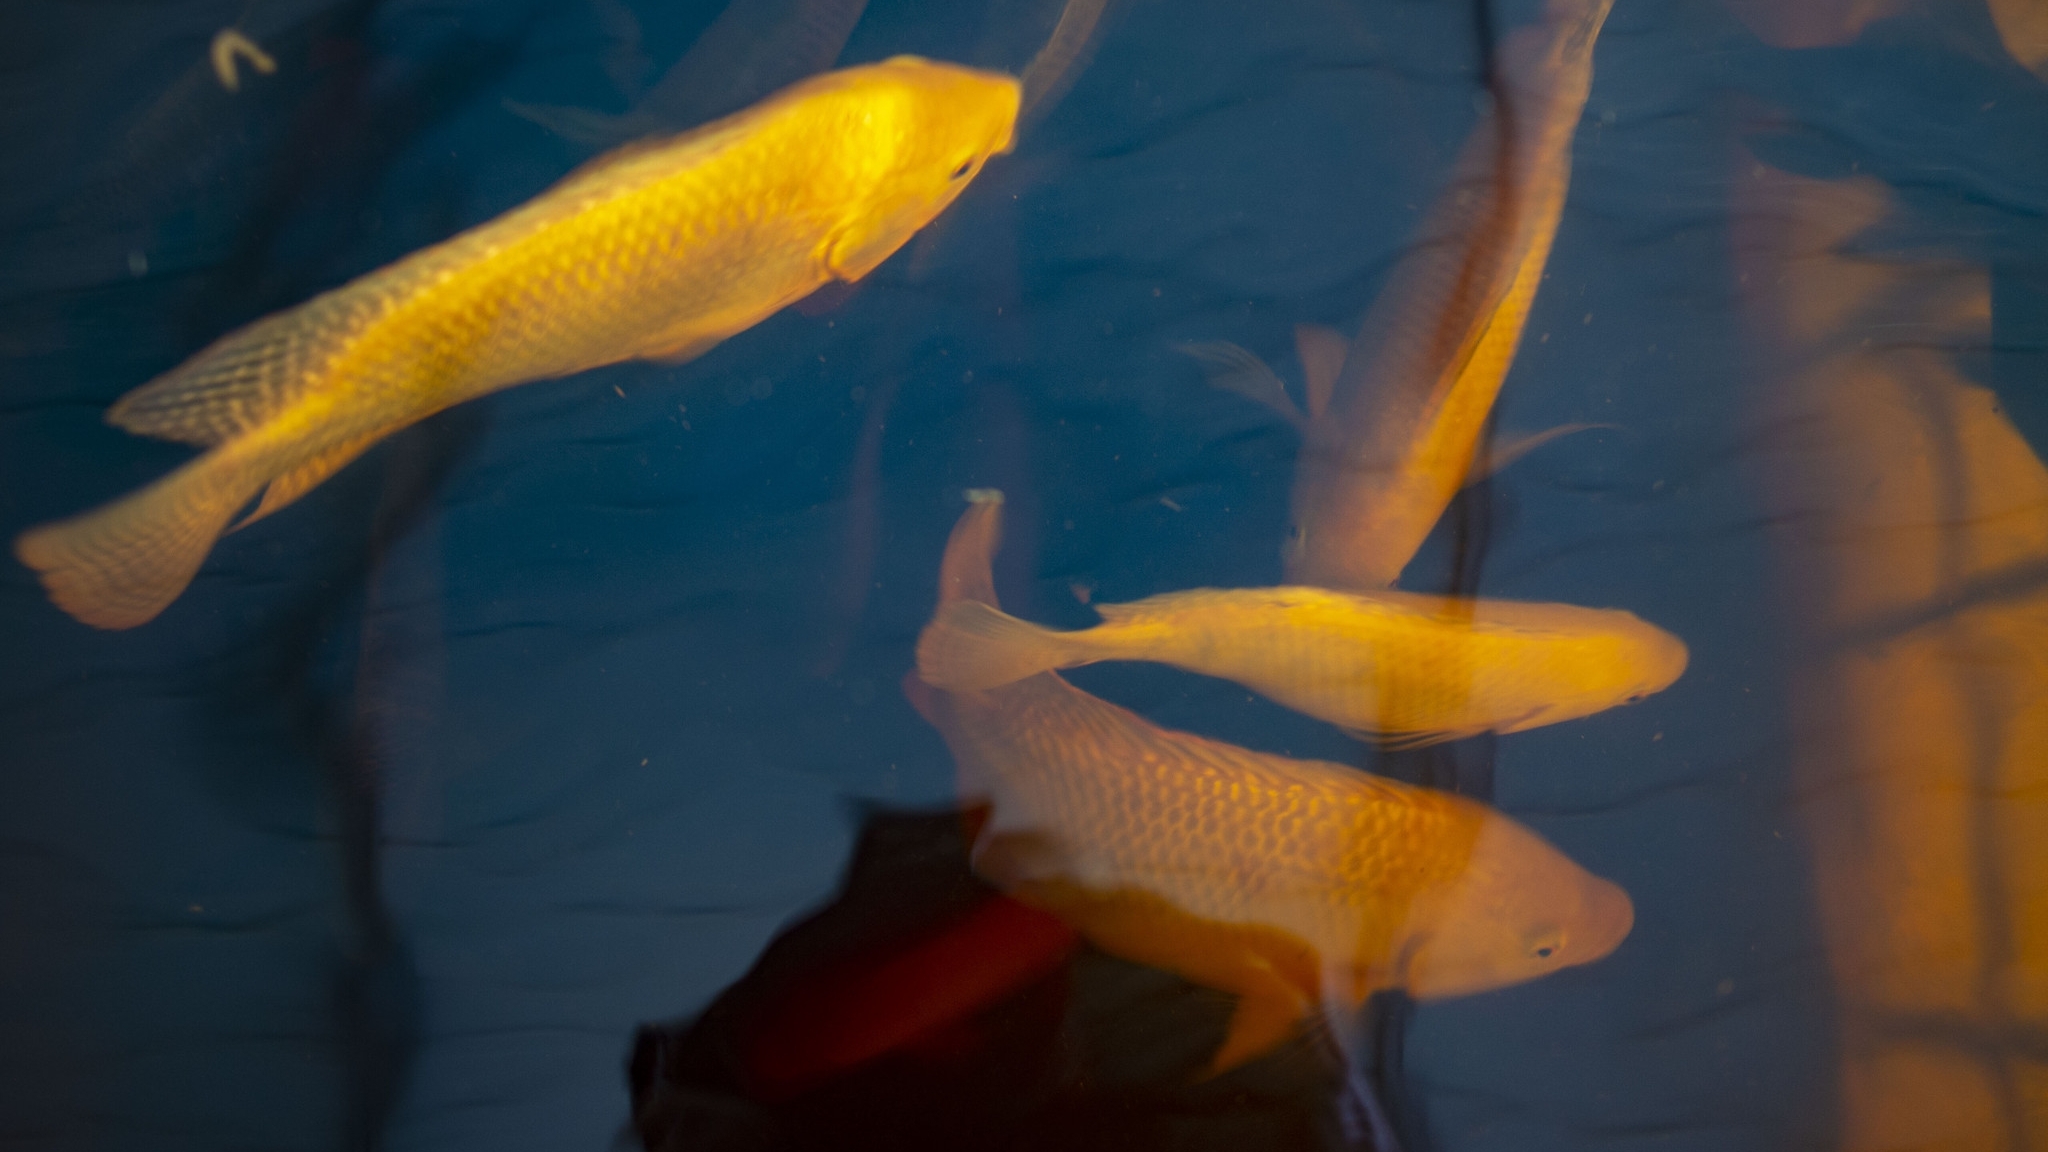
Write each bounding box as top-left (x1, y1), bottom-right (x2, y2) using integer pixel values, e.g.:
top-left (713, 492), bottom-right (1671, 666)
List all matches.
top-left (742, 891), bottom-right (1076, 1098)
top-left (908, 493), bottom-right (1634, 1073)
top-left (508, 0), bottom-right (873, 145)
top-left (1212, 0), bottom-right (1612, 591)
top-left (917, 582), bottom-right (1686, 747)
top-left (17, 57), bottom-right (1020, 629)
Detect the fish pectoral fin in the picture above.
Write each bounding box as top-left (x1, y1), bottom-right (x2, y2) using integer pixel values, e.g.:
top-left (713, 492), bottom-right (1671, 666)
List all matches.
top-left (636, 330), bottom-right (723, 366)
top-left (1464, 423), bottom-right (1615, 486)
top-left (823, 214), bottom-right (915, 283)
top-left (1342, 725), bottom-right (1479, 751)
top-left (1204, 965), bottom-right (1313, 1077)
top-left (1291, 323), bottom-right (1349, 421)
top-left (971, 830), bottom-right (1075, 889)
top-left (230, 432), bottom-right (384, 531)
top-left (1173, 341), bottom-right (1306, 430)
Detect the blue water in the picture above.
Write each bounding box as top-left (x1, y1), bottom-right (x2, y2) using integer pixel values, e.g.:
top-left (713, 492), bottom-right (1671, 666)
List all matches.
top-left (3, 1), bottom-right (2043, 1149)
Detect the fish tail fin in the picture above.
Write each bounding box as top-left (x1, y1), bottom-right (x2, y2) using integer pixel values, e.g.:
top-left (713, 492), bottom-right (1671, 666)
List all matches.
top-left (937, 489), bottom-right (1005, 608)
top-left (916, 600), bottom-right (1092, 690)
top-left (14, 447), bottom-right (271, 629)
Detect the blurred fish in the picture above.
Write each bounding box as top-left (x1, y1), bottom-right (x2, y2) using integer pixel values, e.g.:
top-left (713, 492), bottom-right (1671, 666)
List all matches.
top-left (1253, 0), bottom-right (1612, 590)
top-left (917, 582), bottom-right (1687, 747)
top-left (1721, 0), bottom-right (1903, 48)
top-left (16, 57), bottom-right (1021, 629)
top-left (1990, 0), bottom-right (2048, 79)
top-left (1017, 0), bottom-right (1114, 131)
top-left (908, 493), bottom-right (1635, 1074)
top-left (509, 0), bottom-right (871, 145)
top-left (209, 29), bottom-right (276, 93)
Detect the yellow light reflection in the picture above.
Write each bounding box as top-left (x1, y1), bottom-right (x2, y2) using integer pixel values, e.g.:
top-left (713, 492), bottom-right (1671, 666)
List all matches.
top-left (1739, 160), bottom-right (2048, 1150)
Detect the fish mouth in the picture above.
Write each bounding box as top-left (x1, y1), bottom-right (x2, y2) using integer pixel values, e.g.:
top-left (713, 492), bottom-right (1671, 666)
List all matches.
top-left (1579, 875), bottom-right (1635, 960)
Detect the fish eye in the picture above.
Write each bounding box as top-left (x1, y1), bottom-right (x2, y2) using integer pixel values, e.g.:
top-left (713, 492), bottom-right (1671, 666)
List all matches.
top-left (1526, 929), bottom-right (1565, 961)
top-left (948, 156), bottom-right (976, 180)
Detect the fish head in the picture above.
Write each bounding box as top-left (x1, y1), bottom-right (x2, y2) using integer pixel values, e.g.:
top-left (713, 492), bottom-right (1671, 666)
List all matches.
top-left (824, 57), bottom-right (1021, 282)
top-left (1607, 614), bottom-right (1690, 707)
top-left (1396, 812), bottom-right (1633, 999)
top-left (1501, 611), bottom-right (1691, 733)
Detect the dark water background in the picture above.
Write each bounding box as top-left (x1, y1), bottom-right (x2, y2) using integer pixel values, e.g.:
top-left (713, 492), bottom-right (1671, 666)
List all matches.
top-left (2, 0), bottom-right (2042, 1148)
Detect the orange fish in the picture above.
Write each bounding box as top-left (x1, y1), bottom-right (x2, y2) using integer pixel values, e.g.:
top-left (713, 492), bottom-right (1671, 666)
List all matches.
top-left (17, 57), bottom-right (1020, 629)
top-left (908, 493), bottom-right (1634, 1074)
top-left (1184, 0), bottom-right (1612, 590)
top-left (916, 581), bottom-right (1686, 747)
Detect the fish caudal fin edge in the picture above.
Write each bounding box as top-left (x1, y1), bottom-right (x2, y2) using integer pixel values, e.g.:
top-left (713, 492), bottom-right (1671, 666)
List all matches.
top-left (14, 450), bottom-right (269, 629)
top-left (916, 600), bottom-right (1090, 691)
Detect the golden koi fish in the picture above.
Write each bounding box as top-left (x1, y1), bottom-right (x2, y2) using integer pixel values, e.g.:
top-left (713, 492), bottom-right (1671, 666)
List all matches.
top-left (908, 493), bottom-right (1634, 1073)
top-left (918, 581), bottom-right (1686, 747)
top-left (18, 57), bottom-right (1020, 629)
top-left (1185, 0), bottom-right (1611, 591)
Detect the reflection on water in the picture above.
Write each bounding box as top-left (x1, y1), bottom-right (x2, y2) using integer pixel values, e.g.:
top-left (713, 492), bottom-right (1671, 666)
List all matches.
top-left (0, 0), bottom-right (2042, 1150)
top-left (1742, 164), bottom-right (2048, 1152)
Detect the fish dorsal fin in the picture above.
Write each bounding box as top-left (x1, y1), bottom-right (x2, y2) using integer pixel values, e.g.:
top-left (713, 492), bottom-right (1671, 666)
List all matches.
top-left (230, 430), bottom-right (386, 530)
top-left (1292, 323), bottom-right (1348, 421)
top-left (106, 295), bottom-right (375, 446)
top-left (1089, 600), bottom-right (1139, 623)
top-left (1174, 341), bottom-right (1305, 430)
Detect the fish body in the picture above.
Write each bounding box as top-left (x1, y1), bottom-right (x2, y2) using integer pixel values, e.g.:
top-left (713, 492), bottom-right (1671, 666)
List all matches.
top-left (17, 57), bottom-right (1020, 628)
top-left (909, 495), bottom-right (1634, 1072)
top-left (1283, 0), bottom-right (1613, 590)
top-left (917, 582), bottom-right (1687, 746)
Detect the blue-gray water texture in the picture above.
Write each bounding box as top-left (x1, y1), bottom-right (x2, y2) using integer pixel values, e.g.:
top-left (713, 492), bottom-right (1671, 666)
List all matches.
top-left (1, 0), bottom-right (2043, 1150)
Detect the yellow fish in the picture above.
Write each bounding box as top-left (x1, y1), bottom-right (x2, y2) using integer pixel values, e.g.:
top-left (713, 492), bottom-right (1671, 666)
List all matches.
top-left (1183, 0), bottom-right (1611, 591)
top-left (17, 57), bottom-right (1021, 629)
top-left (908, 493), bottom-right (1634, 1074)
top-left (917, 581), bottom-right (1686, 747)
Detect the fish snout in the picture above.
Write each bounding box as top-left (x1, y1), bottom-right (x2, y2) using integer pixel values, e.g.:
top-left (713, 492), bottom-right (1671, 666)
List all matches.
top-left (1635, 622), bottom-right (1691, 695)
top-left (1576, 873), bottom-right (1635, 964)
